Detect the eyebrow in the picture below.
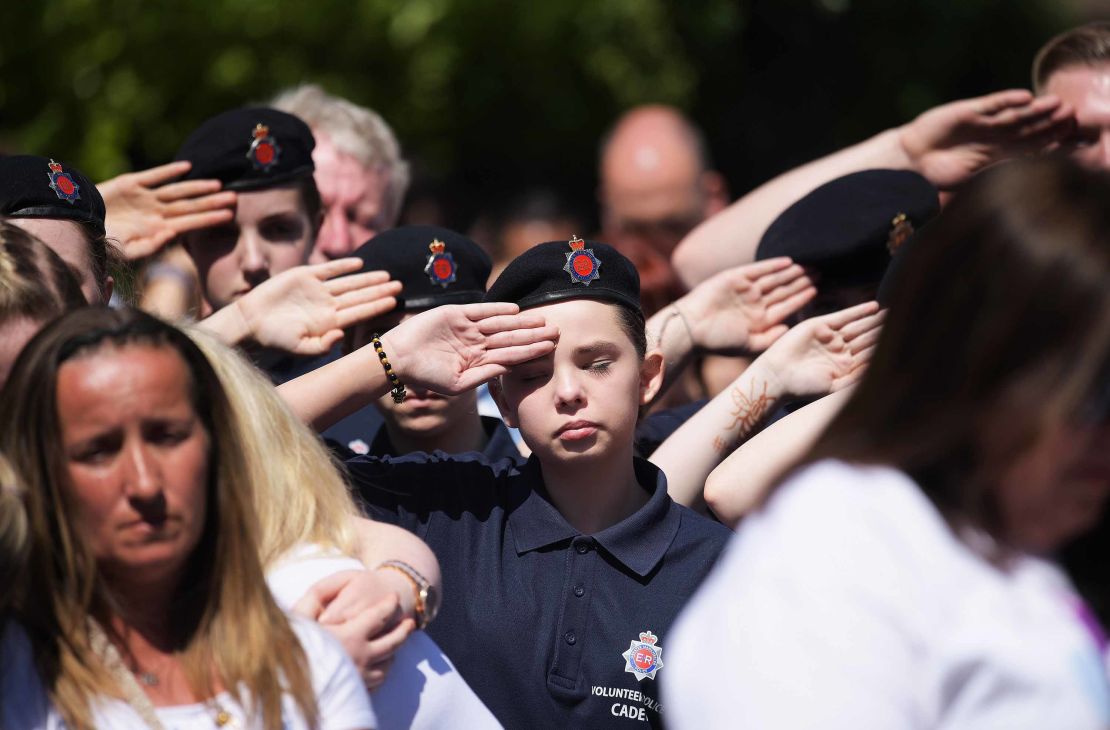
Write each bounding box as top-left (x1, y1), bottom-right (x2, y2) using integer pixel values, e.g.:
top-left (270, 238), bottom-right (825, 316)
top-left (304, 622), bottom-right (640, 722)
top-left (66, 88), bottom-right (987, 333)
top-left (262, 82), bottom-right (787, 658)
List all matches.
top-left (573, 340), bottom-right (620, 357)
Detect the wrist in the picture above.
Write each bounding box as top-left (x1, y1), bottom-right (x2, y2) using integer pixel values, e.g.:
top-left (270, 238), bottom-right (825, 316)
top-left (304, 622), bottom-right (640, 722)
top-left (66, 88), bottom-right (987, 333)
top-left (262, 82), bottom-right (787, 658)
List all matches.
top-left (888, 125), bottom-right (921, 173)
top-left (741, 359), bottom-right (787, 402)
top-left (376, 560), bottom-right (439, 630)
top-left (376, 568), bottom-right (417, 618)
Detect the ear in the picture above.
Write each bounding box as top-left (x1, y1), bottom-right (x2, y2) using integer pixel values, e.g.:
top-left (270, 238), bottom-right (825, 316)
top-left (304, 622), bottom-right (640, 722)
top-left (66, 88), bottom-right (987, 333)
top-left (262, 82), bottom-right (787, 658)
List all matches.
top-left (487, 377), bottom-right (519, 428)
top-left (699, 170), bottom-right (730, 216)
top-left (639, 349), bottom-right (666, 406)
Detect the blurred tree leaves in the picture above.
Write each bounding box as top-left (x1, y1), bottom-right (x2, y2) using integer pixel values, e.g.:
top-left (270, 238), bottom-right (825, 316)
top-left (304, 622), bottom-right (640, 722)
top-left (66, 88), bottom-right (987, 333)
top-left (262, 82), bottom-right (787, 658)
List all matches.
top-left (0, 0), bottom-right (1077, 227)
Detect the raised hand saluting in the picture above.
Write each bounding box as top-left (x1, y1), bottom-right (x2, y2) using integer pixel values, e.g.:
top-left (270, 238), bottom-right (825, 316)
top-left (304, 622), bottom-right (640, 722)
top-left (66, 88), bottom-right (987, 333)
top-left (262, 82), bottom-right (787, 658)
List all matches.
top-left (98, 160), bottom-right (237, 260)
top-left (201, 257), bottom-right (402, 355)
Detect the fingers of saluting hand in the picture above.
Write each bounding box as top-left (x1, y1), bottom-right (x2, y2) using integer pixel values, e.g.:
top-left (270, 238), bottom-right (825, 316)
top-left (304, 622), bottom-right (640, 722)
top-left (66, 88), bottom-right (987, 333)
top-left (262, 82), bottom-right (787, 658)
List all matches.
top-left (314, 258), bottom-right (369, 281)
top-left (164, 209), bottom-right (236, 237)
top-left (162, 190), bottom-right (238, 216)
top-left (335, 280), bottom-right (402, 308)
top-left (155, 178), bottom-right (225, 202)
top-left (732, 256), bottom-right (794, 282)
top-left (130, 160), bottom-right (193, 187)
top-left (752, 261), bottom-right (808, 293)
top-left (839, 308), bottom-right (886, 341)
top-left (336, 299), bottom-right (399, 329)
top-left (818, 301), bottom-right (881, 330)
top-left (971, 89), bottom-right (1034, 117)
top-left (461, 302), bottom-right (521, 321)
top-left (475, 312), bottom-right (549, 335)
top-left (481, 323), bottom-right (560, 349)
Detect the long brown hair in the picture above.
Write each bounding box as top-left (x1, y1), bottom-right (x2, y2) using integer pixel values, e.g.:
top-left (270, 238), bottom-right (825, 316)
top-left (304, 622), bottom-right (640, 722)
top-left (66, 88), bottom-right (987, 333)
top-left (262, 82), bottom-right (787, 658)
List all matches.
top-left (0, 307), bottom-right (318, 729)
top-left (803, 156), bottom-right (1110, 549)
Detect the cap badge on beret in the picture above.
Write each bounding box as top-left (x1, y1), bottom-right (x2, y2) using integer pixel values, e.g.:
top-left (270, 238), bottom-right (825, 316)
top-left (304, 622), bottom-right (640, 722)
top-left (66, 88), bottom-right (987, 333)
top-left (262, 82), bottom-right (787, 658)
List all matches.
top-left (247, 123), bottom-right (281, 172)
top-left (424, 239), bottom-right (457, 288)
top-left (563, 235), bottom-right (601, 286)
top-left (46, 159), bottom-right (81, 204)
top-left (886, 212), bottom-right (914, 255)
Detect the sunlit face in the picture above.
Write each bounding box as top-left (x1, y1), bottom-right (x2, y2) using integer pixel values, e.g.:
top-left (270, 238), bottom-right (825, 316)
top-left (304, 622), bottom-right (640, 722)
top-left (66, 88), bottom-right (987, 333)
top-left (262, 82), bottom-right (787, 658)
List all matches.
top-left (0, 316), bottom-right (45, 390)
top-left (56, 345), bottom-right (211, 586)
top-left (995, 418), bottom-right (1110, 553)
top-left (309, 133), bottom-right (394, 263)
top-left (7, 217), bottom-right (106, 304)
top-left (1044, 63), bottom-right (1110, 171)
top-left (494, 299), bottom-right (658, 466)
top-left (185, 185), bottom-right (314, 311)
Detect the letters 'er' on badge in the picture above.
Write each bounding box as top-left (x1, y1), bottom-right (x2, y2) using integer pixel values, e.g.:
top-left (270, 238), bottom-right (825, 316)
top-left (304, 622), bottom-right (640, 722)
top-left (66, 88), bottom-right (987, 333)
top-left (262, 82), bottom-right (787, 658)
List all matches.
top-left (622, 630), bottom-right (663, 681)
top-left (46, 159), bottom-right (81, 203)
top-left (247, 123), bottom-right (281, 172)
top-left (424, 239), bottom-right (457, 288)
top-left (563, 235), bottom-right (601, 286)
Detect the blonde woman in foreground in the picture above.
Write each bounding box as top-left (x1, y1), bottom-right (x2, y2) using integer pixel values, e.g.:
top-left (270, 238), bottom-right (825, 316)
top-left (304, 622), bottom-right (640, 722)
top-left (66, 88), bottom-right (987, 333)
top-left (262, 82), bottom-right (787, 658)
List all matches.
top-left (0, 307), bottom-right (374, 729)
top-left (187, 326), bottom-right (502, 728)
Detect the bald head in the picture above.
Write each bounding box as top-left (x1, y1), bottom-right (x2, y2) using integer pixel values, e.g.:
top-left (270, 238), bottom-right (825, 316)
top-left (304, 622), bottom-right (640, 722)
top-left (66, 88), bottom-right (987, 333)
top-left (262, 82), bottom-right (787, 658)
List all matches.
top-left (599, 105), bottom-right (726, 258)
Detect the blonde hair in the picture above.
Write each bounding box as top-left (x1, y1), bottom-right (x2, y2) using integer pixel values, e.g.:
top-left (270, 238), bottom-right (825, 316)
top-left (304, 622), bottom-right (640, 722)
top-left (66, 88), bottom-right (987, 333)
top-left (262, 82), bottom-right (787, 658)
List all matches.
top-left (1, 308), bottom-right (318, 730)
top-left (0, 452), bottom-right (28, 620)
top-left (0, 221), bottom-right (86, 321)
top-left (185, 326), bottom-right (358, 566)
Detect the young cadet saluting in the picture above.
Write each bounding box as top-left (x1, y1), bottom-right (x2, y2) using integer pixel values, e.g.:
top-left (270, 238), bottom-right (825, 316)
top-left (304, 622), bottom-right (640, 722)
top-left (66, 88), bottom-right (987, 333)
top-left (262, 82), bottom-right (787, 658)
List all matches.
top-left (325, 225), bottom-right (521, 461)
top-left (337, 238), bottom-right (730, 728)
top-left (276, 236), bottom-right (868, 726)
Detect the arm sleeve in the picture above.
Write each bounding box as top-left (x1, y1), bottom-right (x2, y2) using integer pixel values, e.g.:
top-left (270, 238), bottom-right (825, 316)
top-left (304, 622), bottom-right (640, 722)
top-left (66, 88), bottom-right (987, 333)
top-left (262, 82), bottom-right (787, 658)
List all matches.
top-left (346, 451), bottom-right (517, 538)
top-left (293, 618), bottom-right (379, 730)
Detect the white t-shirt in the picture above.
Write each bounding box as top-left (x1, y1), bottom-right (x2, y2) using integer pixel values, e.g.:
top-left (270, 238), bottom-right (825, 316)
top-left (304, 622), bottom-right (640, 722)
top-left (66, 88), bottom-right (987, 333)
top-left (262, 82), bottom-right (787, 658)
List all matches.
top-left (0, 617), bottom-right (375, 730)
top-left (663, 460), bottom-right (1110, 730)
top-left (266, 544), bottom-right (502, 729)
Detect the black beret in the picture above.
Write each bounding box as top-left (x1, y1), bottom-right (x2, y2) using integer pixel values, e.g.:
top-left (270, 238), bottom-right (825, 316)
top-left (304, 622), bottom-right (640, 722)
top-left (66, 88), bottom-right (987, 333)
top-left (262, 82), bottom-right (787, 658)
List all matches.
top-left (485, 237), bottom-right (641, 313)
top-left (756, 169), bottom-right (939, 288)
top-left (352, 225), bottom-right (491, 310)
top-left (175, 107), bottom-right (314, 191)
top-left (0, 155), bottom-right (106, 236)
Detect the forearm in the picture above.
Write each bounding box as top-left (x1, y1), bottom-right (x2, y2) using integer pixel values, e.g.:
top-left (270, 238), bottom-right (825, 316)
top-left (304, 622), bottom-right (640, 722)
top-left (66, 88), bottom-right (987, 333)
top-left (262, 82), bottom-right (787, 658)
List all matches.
top-left (354, 517), bottom-right (442, 618)
top-left (278, 344), bottom-right (391, 430)
top-left (704, 387), bottom-right (851, 525)
top-left (672, 127), bottom-right (913, 287)
top-left (650, 361), bottom-right (783, 512)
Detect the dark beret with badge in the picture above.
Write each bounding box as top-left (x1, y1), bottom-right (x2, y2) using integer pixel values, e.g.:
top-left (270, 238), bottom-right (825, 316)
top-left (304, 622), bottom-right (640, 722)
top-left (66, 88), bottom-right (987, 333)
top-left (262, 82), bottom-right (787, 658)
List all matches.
top-left (756, 169), bottom-right (939, 288)
top-left (0, 155), bottom-right (106, 236)
top-left (485, 236), bottom-right (641, 313)
top-left (351, 225), bottom-right (492, 310)
top-left (175, 107), bottom-right (315, 191)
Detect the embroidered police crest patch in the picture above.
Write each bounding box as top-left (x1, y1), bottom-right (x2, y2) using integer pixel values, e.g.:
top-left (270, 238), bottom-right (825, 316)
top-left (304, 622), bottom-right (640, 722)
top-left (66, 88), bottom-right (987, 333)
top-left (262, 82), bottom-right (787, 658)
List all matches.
top-left (46, 159), bottom-right (81, 203)
top-left (622, 630), bottom-right (663, 681)
top-left (247, 123), bottom-right (281, 172)
top-left (424, 239), bottom-right (457, 288)
top-left (563, 235), bottom-right (601, 286)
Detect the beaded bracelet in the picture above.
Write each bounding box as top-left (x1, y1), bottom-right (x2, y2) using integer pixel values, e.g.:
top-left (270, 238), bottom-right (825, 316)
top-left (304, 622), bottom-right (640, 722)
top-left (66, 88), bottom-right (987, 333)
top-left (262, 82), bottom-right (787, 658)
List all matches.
top-left (371, 334), bottom-right (407, 404)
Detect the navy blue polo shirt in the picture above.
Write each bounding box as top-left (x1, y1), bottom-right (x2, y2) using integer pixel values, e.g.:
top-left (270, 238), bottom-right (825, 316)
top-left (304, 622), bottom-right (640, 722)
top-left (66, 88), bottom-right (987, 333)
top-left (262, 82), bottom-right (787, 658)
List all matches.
top-left (366, 415), bottom-right (521, 462)
top-left (348, 453), bottom-right (730, 728)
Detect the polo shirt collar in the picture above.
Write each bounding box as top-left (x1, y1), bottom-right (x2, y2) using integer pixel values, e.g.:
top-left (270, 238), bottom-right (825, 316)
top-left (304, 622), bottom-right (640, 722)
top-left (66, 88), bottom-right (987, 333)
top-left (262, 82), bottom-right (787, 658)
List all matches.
top-left (508, 456), bottom-right (681, 577)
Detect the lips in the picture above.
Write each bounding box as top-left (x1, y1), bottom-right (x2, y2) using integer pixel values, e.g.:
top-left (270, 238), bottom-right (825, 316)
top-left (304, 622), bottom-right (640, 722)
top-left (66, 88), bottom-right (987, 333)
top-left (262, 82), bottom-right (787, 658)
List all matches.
top-left (555, 420), bottom-right (599, 441)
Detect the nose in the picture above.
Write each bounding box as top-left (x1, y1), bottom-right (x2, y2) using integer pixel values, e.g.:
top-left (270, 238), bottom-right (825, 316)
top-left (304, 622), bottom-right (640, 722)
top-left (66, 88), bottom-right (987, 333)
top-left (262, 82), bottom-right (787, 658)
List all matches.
top-left (317, 206), bottom-right (352, 260)
top-left (238, 231), bottom-right (270, 285)
top-left (553, 367), bottom-right (586, 409)
top-left (123, 439), bottom-right (163, 502)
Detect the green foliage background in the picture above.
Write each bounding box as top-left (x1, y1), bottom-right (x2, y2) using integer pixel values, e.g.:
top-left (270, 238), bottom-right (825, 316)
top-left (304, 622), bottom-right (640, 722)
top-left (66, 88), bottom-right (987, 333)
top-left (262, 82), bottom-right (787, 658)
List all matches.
top-left (0, 0), bottom-right (1081, 228)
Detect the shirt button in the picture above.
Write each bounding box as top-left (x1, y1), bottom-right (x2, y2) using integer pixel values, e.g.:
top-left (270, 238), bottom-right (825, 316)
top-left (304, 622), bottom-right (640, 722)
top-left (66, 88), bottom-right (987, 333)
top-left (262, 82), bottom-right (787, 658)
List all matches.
top-left (564, 631), bottom-right (577, 645)
top-left (574, 585), bottom-right (585, 598)
top-left (575, 541), bottom-right (591, 554)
